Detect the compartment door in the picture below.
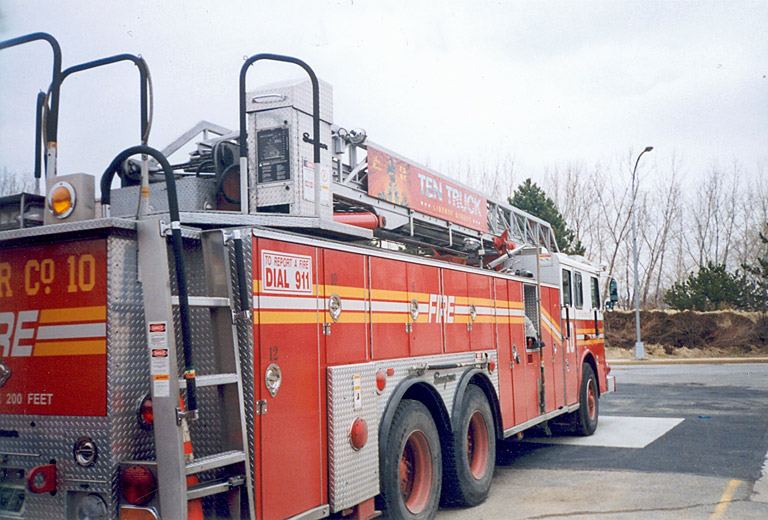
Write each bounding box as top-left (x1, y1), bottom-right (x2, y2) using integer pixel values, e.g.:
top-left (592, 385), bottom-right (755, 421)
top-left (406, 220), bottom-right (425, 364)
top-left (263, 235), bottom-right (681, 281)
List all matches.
top-left (255, 239), bottom-right (323, 519)
top-left (467, 273), bottom-right (494, 351)
top-left (442, 269), bottom-right (469, 353)
top-left (322, 249), bottom-right (368, 365)
top-left (406, 262), bottom-right (442, 356)
top-left (369, 257), bottom-right (409, 360)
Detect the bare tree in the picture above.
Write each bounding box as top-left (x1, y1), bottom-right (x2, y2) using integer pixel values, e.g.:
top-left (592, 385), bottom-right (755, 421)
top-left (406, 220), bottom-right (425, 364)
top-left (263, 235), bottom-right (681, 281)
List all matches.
top-left (0, 167), bottom-right (34, 195)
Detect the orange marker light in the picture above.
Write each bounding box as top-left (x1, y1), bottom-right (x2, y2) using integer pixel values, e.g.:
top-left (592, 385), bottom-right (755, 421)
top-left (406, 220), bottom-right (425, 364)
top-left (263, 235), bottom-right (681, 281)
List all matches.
top-left (47, 181), bottom-right (76, 218)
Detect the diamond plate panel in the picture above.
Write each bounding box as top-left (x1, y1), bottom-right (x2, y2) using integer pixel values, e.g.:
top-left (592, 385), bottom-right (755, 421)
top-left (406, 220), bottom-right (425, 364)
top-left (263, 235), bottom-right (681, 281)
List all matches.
top-left (229, 232), bottom-right (255, 486)
top-left (327, 362), bottom-right (380, 512)
top-left (373, 352), bottom-right (500, 423)
top-left (247, 79), bottom-right (334, 219)
top-left (110, 177), bottom-right (217, 217)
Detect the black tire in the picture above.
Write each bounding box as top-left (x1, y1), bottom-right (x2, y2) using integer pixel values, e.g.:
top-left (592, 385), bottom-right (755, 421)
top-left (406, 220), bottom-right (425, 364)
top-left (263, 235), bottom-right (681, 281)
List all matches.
top-left (442, 385), bottom-right (496, 507)
top-left (381, 399), bottom-right (442, 520)
top-left (574, 364), bottom-right (599, 436)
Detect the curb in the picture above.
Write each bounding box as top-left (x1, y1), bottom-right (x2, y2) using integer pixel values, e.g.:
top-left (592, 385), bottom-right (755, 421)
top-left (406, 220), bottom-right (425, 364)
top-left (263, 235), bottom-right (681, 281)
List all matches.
top-left (607, 357), bottom-right (768, 365)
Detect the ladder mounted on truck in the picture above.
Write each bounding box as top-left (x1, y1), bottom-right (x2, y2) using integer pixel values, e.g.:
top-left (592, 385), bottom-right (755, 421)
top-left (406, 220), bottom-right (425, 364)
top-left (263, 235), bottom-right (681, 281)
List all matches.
top-left (103, 146), bottom-right (255, 519)
top-left (145, 75), bottom-right (560, 263)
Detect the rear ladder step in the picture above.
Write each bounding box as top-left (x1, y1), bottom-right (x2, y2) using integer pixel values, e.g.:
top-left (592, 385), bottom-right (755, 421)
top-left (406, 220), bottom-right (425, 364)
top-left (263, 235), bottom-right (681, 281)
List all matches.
top-left (179, 373), bottom-right (238, 388)
top-left (171, 295), bottom-right (231, 308)
top-left (186, 450), bottom-right (246, 475)
top-left (187, 475), bottom-right (246, 501)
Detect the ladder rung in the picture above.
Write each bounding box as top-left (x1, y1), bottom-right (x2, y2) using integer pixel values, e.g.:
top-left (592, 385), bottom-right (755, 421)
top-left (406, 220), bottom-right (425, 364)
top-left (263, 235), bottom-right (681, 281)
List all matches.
top-left (187, 476), bottom-right (244, 500)
top-left (179, 373), bottom-right (239, 389)
top-left (186, 450), bottom-right (246, 475)
top-left (171, 295), bottom-right (231, 308)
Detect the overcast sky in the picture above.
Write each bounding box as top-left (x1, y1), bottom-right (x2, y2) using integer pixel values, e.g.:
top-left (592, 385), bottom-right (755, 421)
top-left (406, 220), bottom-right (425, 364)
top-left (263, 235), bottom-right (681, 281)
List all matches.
top-left (1, 0), bottom-right (766, 192)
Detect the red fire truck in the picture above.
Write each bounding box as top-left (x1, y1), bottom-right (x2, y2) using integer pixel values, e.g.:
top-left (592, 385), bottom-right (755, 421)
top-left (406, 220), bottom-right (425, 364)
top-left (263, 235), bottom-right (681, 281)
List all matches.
top-left (0, 33), bottom-right (615, 520)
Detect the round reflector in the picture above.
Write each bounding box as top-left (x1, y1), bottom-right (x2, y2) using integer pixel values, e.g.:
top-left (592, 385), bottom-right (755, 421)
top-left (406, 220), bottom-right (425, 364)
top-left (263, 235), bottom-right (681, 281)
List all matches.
top-left (350, 417), bottom-right (368, 451)
top-left (375, 370), bottom-right (386, 392)
top-left (137, 394), bottom-right (153, 430)
top-left (120, 465), bottom-right (157, 506)
top-left (47, 181), bottom-right (76, 218)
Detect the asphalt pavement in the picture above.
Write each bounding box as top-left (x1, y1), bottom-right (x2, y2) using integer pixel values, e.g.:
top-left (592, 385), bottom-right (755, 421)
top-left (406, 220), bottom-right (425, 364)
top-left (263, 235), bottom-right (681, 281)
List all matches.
top-left (435, 363), bottom-right (768, 519)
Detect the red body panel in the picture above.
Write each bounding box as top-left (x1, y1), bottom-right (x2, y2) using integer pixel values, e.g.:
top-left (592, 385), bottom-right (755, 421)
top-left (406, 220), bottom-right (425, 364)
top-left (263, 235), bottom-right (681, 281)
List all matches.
top-left (369, 257), bottom-right (409, 360)
top-left (254, 239), bottom-right (324, 520)
top-left (323, 249), bottom-right (368, 365)
top-left (0, 239), bottom-right (107, 416)
top-left (493, 279), bottom-right (515, 428)
top-left (406, 263), bottom-right (442, 356)
top-left (467, 273), bottom-right (493, 351)
top-left (441, 269), bottom-right (469, 353)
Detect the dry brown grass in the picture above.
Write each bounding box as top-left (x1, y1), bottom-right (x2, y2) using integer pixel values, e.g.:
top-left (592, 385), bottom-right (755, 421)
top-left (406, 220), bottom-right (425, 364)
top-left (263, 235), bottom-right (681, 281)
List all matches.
top-left (604, 310), bottom-right (768, 358)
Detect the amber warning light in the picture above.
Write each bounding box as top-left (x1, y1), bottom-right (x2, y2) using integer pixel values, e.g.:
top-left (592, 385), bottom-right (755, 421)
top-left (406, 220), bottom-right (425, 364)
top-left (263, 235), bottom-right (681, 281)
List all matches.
top-left (47, 181), bottom-right (76, 218)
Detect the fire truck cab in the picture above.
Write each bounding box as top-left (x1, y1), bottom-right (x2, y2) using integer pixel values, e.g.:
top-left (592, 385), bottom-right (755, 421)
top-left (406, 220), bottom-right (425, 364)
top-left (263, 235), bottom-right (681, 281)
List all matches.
top-left (0, 34), bottom-right (614, 520)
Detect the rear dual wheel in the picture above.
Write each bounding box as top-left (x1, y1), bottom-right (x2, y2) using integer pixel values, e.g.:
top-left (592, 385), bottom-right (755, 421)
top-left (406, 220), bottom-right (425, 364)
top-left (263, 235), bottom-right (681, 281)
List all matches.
top-left (381, 400), bottom-right (442, 519)
top-left (443, 385), bottom-right (496, 507)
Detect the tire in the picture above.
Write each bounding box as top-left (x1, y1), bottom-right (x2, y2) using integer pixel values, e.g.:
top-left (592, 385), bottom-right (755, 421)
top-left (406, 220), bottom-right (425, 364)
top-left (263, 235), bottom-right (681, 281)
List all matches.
top-left (574, 364), bottom-right (599, 436)
top-left (381, 399), bottom-right (442, 519)
top-left (442, 385), bottom-right (496, 507)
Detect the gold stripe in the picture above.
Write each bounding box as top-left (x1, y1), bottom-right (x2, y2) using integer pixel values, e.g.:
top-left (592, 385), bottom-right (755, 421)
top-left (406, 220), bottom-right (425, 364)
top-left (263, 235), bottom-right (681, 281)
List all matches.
top-left (34, 339), bottom-right (106, 357)
top-left (371, 313), bottom-right (409, 323)
top-left (259, 311), bottom-right (317, 324)
top-left (323, 285), bottom-right (368, 299)
top-left (369, 288), bottom-right (409, 301)
top-left (322, 312), bottom-right (368, 324)
top-left (541, 308), bottom-right (562, 335)
top-left (39, 306), bottom-right (107, 324)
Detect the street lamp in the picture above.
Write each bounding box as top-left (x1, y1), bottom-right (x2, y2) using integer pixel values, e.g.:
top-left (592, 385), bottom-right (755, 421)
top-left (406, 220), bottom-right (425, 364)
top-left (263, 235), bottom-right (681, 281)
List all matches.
top-left (632, 146), bottom-right (653, 360)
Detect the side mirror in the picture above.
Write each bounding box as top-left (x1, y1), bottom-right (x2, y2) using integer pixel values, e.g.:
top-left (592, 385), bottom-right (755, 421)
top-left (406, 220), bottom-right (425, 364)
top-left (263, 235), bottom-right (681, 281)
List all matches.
top-left (605, 279), bottom-right (618, 311)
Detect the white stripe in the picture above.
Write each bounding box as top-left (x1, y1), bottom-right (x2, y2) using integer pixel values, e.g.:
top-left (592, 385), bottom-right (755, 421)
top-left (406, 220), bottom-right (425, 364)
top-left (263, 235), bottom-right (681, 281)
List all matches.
top-left (36, 323), bottom-right (106, 340)
top-left (541, 313), bottom-right (562, 341)
top-left (454, 305), bottom-right (470, 315)
top-left (259, 295), bottom-right (318, 310)
top-left (370, 301), bottom-right (407, 313)
top-left (325, 299), bottom-right (367, 312)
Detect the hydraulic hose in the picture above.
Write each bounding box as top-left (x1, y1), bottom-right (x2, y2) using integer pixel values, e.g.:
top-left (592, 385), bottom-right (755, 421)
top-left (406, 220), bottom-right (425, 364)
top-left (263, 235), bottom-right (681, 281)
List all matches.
top-left (100, 145), bottom-right (198, 417)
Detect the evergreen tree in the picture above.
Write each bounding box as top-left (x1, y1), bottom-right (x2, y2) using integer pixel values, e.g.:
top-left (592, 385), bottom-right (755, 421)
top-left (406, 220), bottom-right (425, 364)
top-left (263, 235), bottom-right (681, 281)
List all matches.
top-left (742, 222), bottom-right (768, 313)
top-left (509, 178), bottom-right (585, 255)
top-left (663, 262), bottom-right (756, 311)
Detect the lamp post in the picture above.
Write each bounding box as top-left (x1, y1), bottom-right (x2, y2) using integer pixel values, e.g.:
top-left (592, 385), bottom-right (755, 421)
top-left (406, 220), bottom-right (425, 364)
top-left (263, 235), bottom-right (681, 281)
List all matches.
top-left (632, 146), bottom-right (653, 360)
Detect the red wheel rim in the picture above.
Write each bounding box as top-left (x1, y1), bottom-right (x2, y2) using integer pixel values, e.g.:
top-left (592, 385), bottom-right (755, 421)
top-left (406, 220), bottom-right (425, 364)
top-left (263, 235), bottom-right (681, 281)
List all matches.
top-left (399, 430), bottom-right (432, 514)
top-left (467, 411), bottom-right (489, 479)
top-left (587, 379), bottom-right (596, 420)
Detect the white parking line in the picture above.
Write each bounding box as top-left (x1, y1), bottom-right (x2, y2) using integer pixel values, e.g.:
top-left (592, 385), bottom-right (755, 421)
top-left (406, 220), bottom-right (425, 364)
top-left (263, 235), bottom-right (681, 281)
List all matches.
top-left (525, 415), bottom-right (684, 448)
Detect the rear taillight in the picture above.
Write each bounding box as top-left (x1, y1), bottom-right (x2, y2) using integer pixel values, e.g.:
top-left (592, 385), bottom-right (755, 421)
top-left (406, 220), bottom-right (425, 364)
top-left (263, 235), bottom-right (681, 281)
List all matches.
top-left (137, 394), bottom-right (153, 429)
top-left (120, 465), bottom-right (156, 506)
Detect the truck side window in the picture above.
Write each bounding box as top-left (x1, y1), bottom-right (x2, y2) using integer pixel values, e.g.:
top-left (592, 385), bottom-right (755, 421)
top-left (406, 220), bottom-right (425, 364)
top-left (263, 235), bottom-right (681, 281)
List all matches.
top-left (561, 269), bottom-right (572, 306)
top-left (574, 272), bottom-right (583, 309)
top-left (523, 284), bottom-right (539, 342)
top-left (590, 276), bottom-right (600, 309)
